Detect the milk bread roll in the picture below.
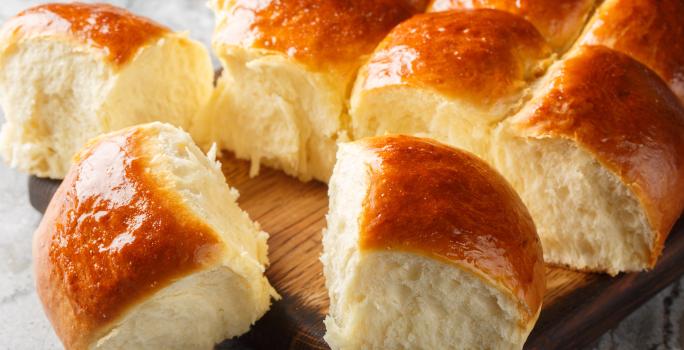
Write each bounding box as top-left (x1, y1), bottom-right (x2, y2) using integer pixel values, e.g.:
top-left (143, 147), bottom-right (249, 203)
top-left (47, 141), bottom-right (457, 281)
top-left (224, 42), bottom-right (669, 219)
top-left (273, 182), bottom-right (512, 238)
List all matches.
top-left (34, 122), bottom-right (277, 349)
top-left (0, 3), bottom-right (214, 179)
top-left (491, 46), bottom-right (684, 274)
top-left (350, 9), bottom-right (554, 159)
top-left (322, 135), bottom-right (545, 349)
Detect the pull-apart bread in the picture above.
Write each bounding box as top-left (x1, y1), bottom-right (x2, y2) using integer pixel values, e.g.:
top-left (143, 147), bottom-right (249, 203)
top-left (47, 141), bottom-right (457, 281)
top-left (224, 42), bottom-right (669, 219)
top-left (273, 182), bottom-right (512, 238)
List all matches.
top-left (0, 3), bottom-right (214, 179)
top-left (198, 0), bottom-right (426, 182)
top-left (34, 123), bottom-right (277, 349)
top-left (350, 9), bottom-right (684, 274)
top-left (322, 135), bottom-right (545, 349)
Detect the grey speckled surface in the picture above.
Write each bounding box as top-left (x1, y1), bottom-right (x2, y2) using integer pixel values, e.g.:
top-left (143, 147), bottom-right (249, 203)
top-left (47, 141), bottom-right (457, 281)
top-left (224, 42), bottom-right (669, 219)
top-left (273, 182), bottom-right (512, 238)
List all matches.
top-left (0, 1), bottom-right (682, 349)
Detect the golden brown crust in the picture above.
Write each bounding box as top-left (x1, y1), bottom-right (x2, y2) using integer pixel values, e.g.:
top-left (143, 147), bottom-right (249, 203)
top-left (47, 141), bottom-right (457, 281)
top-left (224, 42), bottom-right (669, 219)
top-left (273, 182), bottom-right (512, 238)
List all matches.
top-left (33, 127), bottom-right (223, 349)
top-left (358, 135), bottom-right (545, 321)
top-left (212, 0), bottom-right (427, 72)
top-left (428, 0), bottom-right (596, 51)
top-left (511, 45), bottom-right (684, 266)
top-left (1, 3), bottom-right (169, 66)
top-left (577, 0), bottom-right (684, 102)
top-left (361, 10), bottom-right (552, 104)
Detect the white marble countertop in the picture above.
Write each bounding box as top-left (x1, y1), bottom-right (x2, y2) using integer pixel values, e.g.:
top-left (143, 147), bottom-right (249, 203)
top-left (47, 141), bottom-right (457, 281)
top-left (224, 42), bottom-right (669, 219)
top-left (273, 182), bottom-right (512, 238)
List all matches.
top-left (0, 1), bottom-right (682, 349)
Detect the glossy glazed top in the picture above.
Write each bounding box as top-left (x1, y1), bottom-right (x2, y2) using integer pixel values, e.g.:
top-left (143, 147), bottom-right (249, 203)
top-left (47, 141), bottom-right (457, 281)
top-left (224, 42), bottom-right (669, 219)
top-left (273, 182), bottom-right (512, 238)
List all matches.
top-left (577, 0), bottom-right (684, 101)
top-left (33, 127), bottom-right (223, 349)
top-left (212, 0), bottom-right (427, 71)
top-left (1, 3), bottom-right (169, 65)
top-left (428, 0), bottom-right (596, 51)
top-left (358, 135), bottom-right (545, 320)
top-left (362, 9), bottom-right (551, 104)
top-left (512, 46), bottom-right (684, 263)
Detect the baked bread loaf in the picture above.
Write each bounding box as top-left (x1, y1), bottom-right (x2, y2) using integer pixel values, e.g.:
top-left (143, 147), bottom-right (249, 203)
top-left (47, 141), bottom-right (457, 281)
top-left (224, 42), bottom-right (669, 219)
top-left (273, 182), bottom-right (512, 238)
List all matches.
top-left (34, 122), bottom-right (277, 349)
top-left (350, 9), bottom-right (684, 274)
top-left (491, 45), bottom-right (684, 274)
top-left (197, 0), bottom-right (426, 182)
top-left (428, 0), bottom-right (597, 51)
top-left (0, 3), bottom-right (214, 179)
top-left (322, 135), bottom-right (545, 349)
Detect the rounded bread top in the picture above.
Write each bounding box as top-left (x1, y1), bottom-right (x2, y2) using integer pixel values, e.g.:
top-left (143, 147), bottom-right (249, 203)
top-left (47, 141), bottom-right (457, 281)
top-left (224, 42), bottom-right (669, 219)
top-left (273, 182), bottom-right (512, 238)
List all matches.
top-left (0, 3), bottom-right (170, 66)
top-left (211, 0), bottom-right (427, 72)
top-left (360, 9), bottom-right (552, 105)
top-left (577, 0), bottom-right (684, 101)
top-left (428, 0), bottom-right (596, 51)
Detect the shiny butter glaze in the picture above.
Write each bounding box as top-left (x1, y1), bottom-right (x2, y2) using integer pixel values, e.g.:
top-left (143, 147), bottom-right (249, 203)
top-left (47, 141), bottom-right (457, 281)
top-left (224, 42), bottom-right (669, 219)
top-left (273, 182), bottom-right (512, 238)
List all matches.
top-left (212, 0), bottom-right (427, 72)
top-left (512, 46), bottom-right (684, 264)
top-left (578, 0), bottom-right (684, 101)
top-left (34, 128), bottom-right (222, 349)
top-left (359, 135), bottom-right (545, 320)
top-left (1, 3), bottom-right (169, 65)
top-left (428, 0), bottom-right (596, 51)
top-left (362, 10), bottom-right (552, 103)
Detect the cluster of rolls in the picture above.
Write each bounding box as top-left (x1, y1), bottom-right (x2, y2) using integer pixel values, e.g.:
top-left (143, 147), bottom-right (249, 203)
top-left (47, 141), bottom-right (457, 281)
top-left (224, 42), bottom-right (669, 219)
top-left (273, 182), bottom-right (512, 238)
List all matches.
top-left (1, 0), bottom-right (683, 349)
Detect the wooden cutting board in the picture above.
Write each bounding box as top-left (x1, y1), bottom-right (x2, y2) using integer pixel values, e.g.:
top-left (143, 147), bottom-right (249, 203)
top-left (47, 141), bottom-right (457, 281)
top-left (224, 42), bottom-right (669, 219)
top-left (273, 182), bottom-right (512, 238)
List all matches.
top-left (29, 152), bottom-right (684, 350)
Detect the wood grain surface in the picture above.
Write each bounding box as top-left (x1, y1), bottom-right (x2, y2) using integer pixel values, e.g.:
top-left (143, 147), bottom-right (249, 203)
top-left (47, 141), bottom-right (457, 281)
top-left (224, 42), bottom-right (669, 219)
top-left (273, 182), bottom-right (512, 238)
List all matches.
top-left (29, 152), bottom-right (684, 350)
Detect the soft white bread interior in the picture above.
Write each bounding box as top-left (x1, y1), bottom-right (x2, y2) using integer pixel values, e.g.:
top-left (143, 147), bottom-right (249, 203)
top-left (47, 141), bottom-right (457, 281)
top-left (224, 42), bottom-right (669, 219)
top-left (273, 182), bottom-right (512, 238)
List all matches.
top-left (490, 132), bottom-right (651, 273)
top-left (491, 46), bottom-right (684, 274)
top-left (196, 45), bottom-right (346, 182)
top-left (0, 3), bottom-right (214, 179)
top-left (322, 135), bottom-right (545, 349)
top-left (350, 9), bottom-right (554, 159)
top-left (33, 122), bottom-right (277, 350)
top-left (325, 252), bottom-right (536, 349)
top-left (198, 0), bottom-right (426, 182)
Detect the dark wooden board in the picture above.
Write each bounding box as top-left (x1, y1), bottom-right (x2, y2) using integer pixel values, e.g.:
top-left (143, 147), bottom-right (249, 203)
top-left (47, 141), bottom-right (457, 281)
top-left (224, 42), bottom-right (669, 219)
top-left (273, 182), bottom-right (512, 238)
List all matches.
top-left (29, 153), bottom-right (684, 350)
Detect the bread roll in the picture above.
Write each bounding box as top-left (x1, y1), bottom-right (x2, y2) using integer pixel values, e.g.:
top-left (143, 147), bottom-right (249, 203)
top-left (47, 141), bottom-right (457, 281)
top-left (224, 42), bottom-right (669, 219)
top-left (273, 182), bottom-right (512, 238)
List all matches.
top-left (351, 9), bottom-right (553, 158)
top-left (322, 135), bottom-right (545, 349)
top-left (428, 0), bottom-right (596, 51)
top-left (34, 122), bottom-right (277, 349)
top-left (0, 3), bottom-right (214, 179)
top-left (491, 45), bottom-right (684, 274)
top-left (197, 0), bottom-right (426, 182)
top-left (575, 0), bottom-right (684, 103)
